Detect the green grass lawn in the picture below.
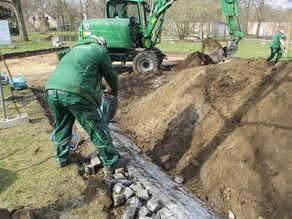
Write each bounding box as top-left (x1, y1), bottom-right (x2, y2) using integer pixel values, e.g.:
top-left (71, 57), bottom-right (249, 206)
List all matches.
top-left (0, 86), bottom-right (107, 218)
top-left (157, 38), bottom-right (292, 59)
top-left (1, 31), bottom-right (291, 60)
top-left (157, 40), bottom-right (202, 52)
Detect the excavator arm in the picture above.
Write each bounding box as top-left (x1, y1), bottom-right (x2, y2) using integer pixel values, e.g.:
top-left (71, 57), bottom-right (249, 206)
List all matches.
top-left (203, 0), bottom-right (244, 60)
top-left (144, 0), bottom-right (243, 51)
top-left (220, 0), bottom-right (244, 52)
top-left (144, 0), bottom-right (176, 48)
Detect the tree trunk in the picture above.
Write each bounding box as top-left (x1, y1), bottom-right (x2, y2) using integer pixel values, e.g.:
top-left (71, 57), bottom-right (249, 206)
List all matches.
top-left (199, 22), bottom-right (204, 40)
top-left (206, 21), bottom-right (211, 38)
top-left (244, 11), bottom-right (250, 35)
top-left (79, 0), bottom-right (84, 20)
top-left (11, 0), bottom-right (29, 41)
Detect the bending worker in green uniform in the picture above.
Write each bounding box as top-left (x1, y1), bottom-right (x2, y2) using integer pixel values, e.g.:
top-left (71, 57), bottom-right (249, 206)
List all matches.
top-left (46, 35), bottom-right (130, 171)
top-left (267, 29), bottom-right (286, 63)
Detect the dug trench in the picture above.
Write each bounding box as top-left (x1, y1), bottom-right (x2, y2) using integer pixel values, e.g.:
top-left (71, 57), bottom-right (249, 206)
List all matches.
top-left (26, 52), bottom-right (216, 219)
top-left (18, 52), bottom-right (291, 218)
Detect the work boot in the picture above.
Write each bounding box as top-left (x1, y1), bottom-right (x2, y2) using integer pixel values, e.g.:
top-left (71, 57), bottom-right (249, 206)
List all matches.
top-left (103, 156), bottom-right (131, 174)
top-left (58, 160), bottom-right (69, 168)
top-left (58, 157), bottom-right (74, 168)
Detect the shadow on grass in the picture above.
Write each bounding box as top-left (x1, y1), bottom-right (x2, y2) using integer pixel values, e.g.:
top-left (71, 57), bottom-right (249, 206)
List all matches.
top-left (0, 168), bottom-right (19, 194)
top-left (0, 149), bottom-right (18, 160)
top-left (16, 156), bottom-right (52, 173)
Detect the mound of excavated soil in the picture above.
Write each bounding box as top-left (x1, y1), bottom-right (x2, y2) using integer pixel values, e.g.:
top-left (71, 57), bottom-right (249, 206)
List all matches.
top-left (118, 52), bottom-right (215, 105)
top-left (172, 51), bottom-right (215, 72)
top-left (117, 58), bottom-right (292, 219)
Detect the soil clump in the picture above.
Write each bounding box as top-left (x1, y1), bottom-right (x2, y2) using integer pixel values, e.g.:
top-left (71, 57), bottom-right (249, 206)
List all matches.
top-left (172, 51), bottom-right (215, 72)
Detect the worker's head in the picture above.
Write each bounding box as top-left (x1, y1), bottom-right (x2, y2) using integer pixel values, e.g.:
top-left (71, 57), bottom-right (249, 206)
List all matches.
top-left (122, 4), bottom-right (128, 11)
top-left (280, 29), bottom-right (286, 35)
top-left (90, 35), bottom-right (107, 48)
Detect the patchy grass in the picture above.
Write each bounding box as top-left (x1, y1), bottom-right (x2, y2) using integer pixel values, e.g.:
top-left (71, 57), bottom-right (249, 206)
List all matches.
top-left (0, 86), bottom-right (107, 218)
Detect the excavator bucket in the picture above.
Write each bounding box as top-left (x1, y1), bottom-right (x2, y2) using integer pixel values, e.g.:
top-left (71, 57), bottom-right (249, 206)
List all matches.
top-left (202, 37), bottom-right (224, 63)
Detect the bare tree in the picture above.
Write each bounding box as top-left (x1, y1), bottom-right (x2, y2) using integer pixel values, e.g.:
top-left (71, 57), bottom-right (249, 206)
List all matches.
top-left (238, 0), bottom-right (256, 35)
top-left (254, 0), bottom-right (272, 37)
top-left (22, 0), bottom-right (49, 32)
top-left (167, 0), bottom-right (197, 39)
top-left (79, 0), bottom-right (91, 19)
top-left (1, 0), bottom-right (29, 41)
top-left (167, 0), bottom-right (221, 40)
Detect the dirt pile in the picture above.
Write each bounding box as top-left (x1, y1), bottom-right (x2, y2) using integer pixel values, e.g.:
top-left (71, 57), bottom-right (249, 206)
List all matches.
top-left (117, 58), bottom-right (292, 219)
top-left (118, 51), bottom-right (217, 104)
top-left (118, 52), bottom-right (215, 104)
top-left (172, 51), bottom-right (215, 71)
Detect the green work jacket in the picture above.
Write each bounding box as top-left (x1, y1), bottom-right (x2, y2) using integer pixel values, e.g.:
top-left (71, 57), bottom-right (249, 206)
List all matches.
top-left (271, 32), bottom-right (284, 49)
top-left (46, 38), bottom-right (118, 106)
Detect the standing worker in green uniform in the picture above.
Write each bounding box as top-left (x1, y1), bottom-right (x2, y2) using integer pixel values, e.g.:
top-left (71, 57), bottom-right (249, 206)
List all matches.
top-left (46, 35), bottom-right (130, 172)
top-left (267, 29), bottom-right (286, 63)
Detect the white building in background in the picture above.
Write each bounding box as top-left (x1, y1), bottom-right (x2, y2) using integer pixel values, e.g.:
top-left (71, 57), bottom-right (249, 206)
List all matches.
top-left (247, 22), bottom-right (290, 38)
top-left (166, 21), bottom-right (290, 40)
top-left (27, 12), bottom-right (57, 30)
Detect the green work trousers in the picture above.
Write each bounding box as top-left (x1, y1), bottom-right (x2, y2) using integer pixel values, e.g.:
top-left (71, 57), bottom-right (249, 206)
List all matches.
top-left (46, 89), bottom-right (119, 167)
top-left (267, 47), bottom-right (282, 63)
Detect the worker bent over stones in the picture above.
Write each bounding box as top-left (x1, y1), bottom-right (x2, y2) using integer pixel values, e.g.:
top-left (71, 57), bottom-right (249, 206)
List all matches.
top-left (45, 35), bottom-right (130, 171)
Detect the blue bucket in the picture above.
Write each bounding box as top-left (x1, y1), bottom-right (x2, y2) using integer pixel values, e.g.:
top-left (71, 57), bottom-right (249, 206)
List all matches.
top-left (9, 76), bottom-right (27, 90)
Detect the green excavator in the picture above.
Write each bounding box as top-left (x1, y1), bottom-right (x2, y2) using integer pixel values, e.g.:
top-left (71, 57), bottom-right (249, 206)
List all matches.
top-left (78, 0), bottom-right (243, 72)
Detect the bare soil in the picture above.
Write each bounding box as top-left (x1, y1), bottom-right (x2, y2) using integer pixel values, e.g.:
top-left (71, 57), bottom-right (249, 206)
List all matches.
top-left (172, 51), bottom-right (215, 71)
top-left (117, 58), bottom-right (292, 219)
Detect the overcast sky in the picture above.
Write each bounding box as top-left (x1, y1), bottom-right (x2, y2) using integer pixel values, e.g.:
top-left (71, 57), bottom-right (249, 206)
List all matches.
top-left (272, 0), bottom-right (292, 8)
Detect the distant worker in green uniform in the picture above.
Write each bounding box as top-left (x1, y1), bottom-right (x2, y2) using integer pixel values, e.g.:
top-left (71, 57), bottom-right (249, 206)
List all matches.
top-left (118, 4), bottom-right (128, 18)
top-left (267, 29), bottom-right (286, 63)
top-left (46, 35), bottom-right (130, 171)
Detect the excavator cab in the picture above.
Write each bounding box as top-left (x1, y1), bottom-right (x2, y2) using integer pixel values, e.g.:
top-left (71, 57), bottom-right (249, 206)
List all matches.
top-left (78, 1), bottom-right (150, 64)
top-left (106, 1), bottom-right (148, 20)
top-left (105, 0), bottom-right (150, 49)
